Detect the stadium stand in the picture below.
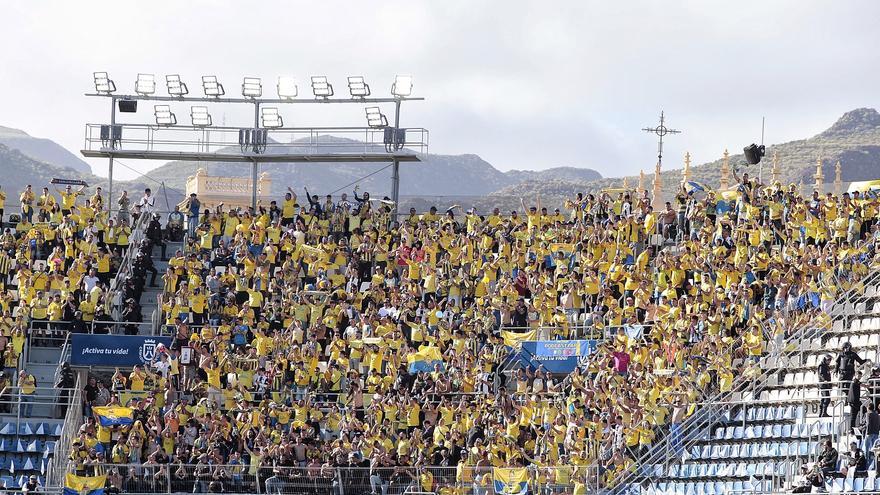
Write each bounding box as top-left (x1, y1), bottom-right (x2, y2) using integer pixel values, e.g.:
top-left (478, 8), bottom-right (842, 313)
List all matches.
top-left (3, 172), bottom-right (880, 494)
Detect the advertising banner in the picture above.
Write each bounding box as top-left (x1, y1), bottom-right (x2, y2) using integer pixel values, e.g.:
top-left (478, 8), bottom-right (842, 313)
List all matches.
top-left (70, 334), bottom-right (172, 367)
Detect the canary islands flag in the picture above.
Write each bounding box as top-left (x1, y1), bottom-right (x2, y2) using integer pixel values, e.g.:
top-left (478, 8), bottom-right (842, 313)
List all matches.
top-left (684, 181), bottom-right (708, 194)
top-left (493, 467), bottom-right (529, 495)
top-left (93, 405), bottom-right (134, 427)
top-left (407, 346), bottom-right (445, 373)
top-left (64, 473), bottom-right (106, 495)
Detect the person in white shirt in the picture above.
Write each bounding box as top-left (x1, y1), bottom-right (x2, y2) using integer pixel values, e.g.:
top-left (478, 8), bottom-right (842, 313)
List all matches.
top-left (138, 188), bottom-right (156, 213)
top-left (82, 268), bottom-right (100, 293)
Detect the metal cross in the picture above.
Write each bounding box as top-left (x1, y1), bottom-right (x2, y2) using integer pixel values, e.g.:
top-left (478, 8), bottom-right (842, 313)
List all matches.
top-left (642, 111), bottom-right (681, 167)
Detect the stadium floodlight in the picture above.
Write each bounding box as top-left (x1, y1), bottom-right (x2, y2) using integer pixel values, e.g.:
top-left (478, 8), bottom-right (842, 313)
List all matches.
top-left (93, 72), bottom-right (116, 95)
top-left (166, 75), bottom-right (189, 97)
top-left (135, 73), bottom-right (156, 95)
top-left (261, 107), bottom-right (283, 128)
top-left (242, 77), bottom-right (262, 98)
top-left (391, 75), bottom-right (413, 97)
top-left (277, 77), bottom-right (298, 100)
top-left (365, 107), bottom-right (387, 128)
top-left (310, 76), bottom-right (334, 98)
top-left (154, 105), bottom-right (177, 126)
top-left (190, 106), bottom-right (212, 127)
top-left (347, 76), bottom-right (371, 98)
top-left (202, 75), bottom-right (225, 97)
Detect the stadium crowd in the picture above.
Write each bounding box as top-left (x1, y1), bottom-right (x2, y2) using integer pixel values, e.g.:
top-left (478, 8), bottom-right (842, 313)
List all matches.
top-left (4, 171), bottom-right (880, 493)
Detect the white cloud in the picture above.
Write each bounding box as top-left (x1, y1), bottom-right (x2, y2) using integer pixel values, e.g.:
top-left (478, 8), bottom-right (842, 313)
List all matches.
top-left (0, 0), bottom-right (878, 181)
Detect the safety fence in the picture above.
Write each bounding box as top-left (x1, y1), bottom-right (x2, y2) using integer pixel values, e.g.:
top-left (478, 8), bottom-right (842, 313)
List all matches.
top-left (63, 463), bottom-right (601, 494)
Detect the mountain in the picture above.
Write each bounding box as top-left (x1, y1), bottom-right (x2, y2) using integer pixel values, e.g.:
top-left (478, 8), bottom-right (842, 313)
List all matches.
top-left (0, 126), bottom-right (92, 173)
top-left (490, 107), bottom-right (880, 209)
top-left (0, 143), bottom-right (105, 195)
top-left (140, 137), bottom-right (603, 199)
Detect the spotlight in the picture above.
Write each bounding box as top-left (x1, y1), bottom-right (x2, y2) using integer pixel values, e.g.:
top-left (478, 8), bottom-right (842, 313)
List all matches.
top-left (365, 107), bottom-right (387, 128)
top-left (135, 73), bottom-right (156, 96)
top-left (277, 77), bottom-right (298, 100)
top-left (242, 77), bottom-right (262, 98)
top-left (166, 75), bottom-right (189, 97)
top-left (347, 76), bottom-right (371, 98)
top-left (191, 106), bottom-right (212, 127)
top-left (391, 75), bottom-right (413, 97)
top-left (93, 72), bottom-right (116, 95)
top-left (743, 144), bottom-right (766, 165)
top-left (261, 107), bottom-right (283, 128)
top-left (202, 76), bottom-right (225, 97)
top-left (154, 105), bottom-right (177, 126)
top-left (311, 76), bottom-right (334, 98)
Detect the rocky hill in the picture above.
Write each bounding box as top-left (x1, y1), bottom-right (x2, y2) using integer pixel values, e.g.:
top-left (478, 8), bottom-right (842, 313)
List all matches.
top-left (490, 108), bottom-right (880, 210)
top-left (0, 126), bottom-right (92, 174)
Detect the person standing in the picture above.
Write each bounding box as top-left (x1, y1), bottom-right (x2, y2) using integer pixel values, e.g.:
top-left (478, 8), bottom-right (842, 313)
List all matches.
top-left (862, 402), bottom-right (880, 468)
top-left (849, 371), bottom-right (866, 433)
top-left (837, 342), bottom-right (866, 398)
top-left (18, 370), bottom-right (36, 417)
top-left (819, 354), bottom-right (833, 417)
top-left (137, 188), bottom-right (156, 214)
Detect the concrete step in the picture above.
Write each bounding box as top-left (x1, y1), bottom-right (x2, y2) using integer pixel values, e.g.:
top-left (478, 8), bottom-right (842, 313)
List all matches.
top-left (27, 347), bottom-right (63, 366)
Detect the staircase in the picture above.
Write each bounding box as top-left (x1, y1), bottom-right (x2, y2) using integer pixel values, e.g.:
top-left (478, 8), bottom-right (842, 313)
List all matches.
top-left (610, 268), bottom-right (880, 495)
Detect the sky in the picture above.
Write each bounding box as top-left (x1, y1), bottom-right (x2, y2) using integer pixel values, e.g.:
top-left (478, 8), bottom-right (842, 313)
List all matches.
top-left (0, 0), bottom-right (879, 181)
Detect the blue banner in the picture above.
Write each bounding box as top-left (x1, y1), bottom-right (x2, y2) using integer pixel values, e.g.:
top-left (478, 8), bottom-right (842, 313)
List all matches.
top-left (519, 340), bottom-right (598, 374)
top-left (70, 334), bottom-right (172, 367)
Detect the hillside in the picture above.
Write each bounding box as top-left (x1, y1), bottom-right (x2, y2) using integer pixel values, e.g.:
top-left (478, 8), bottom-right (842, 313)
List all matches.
top-left (491, 108), bottom-right (880, 209)
top-left (141, 137), bottom-right (602, 198)
top-left (0, 126), bottom-right (92, 174)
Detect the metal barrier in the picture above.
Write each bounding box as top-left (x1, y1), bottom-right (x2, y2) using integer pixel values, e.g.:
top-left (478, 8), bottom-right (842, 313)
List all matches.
top-left (62, 464), bottom-right (600, 494)
top-left (48, 374), bottom-right (82, 487)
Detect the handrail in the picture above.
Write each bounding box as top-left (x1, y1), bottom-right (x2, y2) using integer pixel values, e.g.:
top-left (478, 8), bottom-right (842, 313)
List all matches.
top-left (49, 372), bottom-right (81, 487)
top-left (607, 266), bottom-right (880, 493)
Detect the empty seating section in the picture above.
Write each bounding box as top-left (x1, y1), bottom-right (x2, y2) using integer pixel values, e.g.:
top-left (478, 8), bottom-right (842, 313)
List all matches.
top-left (0, 420), bottom-right (62, 489)
top-left (637, 278), bottom-right (880, 494)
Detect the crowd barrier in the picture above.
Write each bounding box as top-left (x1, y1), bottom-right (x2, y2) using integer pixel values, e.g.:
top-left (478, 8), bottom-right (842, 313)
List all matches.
top-left (66, 463), bottom-right (601, 494)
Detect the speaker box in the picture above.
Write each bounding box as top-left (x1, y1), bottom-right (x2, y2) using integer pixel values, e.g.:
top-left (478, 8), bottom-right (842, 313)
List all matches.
top-left (118, 100), bottom-right (138, 113)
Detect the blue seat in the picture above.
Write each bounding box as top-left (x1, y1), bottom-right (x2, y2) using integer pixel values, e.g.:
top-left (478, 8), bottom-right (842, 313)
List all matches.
top-left (755, 408), bottom-right (766, 421)
top-left (732, 427), bottom-right (744, 439)
top-left (14, 440), bottom-right (25, 453)
top-left (853, 477), bottom-right (864, 492)
top-left (733, 481), bottom-right (743, 492)
top-left (0, 475), bottom-right (15, 488)
top-left (52, 425), bottom-right (62, 436)
top-left (18, 423), bottom-right (33, 436)
top-left (781, 424), bottom-right (792, 437)
top-left (772, 424), bottom-right (782, 438)
top-left (745, 426), bottom-right (756, 439)
top-left (700, 445), bottom-right (711, 459)
top-left (21, 458), bottom-right (34, 471)
top-left (0, 424), bottom-right (12, 436)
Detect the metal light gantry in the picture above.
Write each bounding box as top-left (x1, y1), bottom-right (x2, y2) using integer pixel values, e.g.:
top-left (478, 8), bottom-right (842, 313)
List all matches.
top-left (83, 74), bottom-right (427, 212)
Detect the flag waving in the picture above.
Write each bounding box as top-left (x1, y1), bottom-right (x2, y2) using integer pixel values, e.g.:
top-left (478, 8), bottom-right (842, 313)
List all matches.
top-left (493, 467), bottom-right (529, 495)
top-left (64, 473), bottom-right (106, 495)
top-left (407, 346), bottom-right (445, 373)
top-left (93, 405), bottom-right (134, 427)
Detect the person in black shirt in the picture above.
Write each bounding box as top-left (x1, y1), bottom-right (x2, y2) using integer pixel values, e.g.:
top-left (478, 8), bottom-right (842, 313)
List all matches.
top-left (819, 355), bottom-right (833, 417)
top-left (837, 341), bottom-right (866, 397)
top-left (82, 376), bottom-right (98, 418)
top-left (819, 439), bottom-right (839, 475)
top-left (56, 362), bottom-right (76, 419)
top-left (863, 402), bottom-right (880, 467)
top-left (849, 372), bottom-right (865, 432)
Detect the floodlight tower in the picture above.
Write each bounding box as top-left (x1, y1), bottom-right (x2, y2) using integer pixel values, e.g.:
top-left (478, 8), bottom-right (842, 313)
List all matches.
top-left (83, 72), bottom-right (427, 214)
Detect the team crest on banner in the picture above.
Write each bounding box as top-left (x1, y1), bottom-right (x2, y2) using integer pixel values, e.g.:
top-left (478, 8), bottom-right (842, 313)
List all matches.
top-left (139, 339), bottom-right (158, 364)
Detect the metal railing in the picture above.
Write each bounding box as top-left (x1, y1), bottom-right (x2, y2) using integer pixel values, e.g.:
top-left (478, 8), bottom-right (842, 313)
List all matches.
top-left (83, 124), bottom-right (429, 157)
top-left (61, 463), bottom-right (600, 494)
top-left (607, 267), bottom-right (880, 493)
top-left (48, 374), bottom-right (82, 487)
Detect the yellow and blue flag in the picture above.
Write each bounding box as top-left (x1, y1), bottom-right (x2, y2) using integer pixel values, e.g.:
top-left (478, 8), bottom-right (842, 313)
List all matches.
top-left (93, 405), bottom-right (134, 427)
top-left (684, 181), bottom-right (709, 194)
top-left (64, 473), bottom-right (106, 495)
top-left (493, 467), bottom-right (529, 495)
top-left (501, 329), bottom-right (537, 348)
top-left (407, 346), bottom-right (444, 373)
